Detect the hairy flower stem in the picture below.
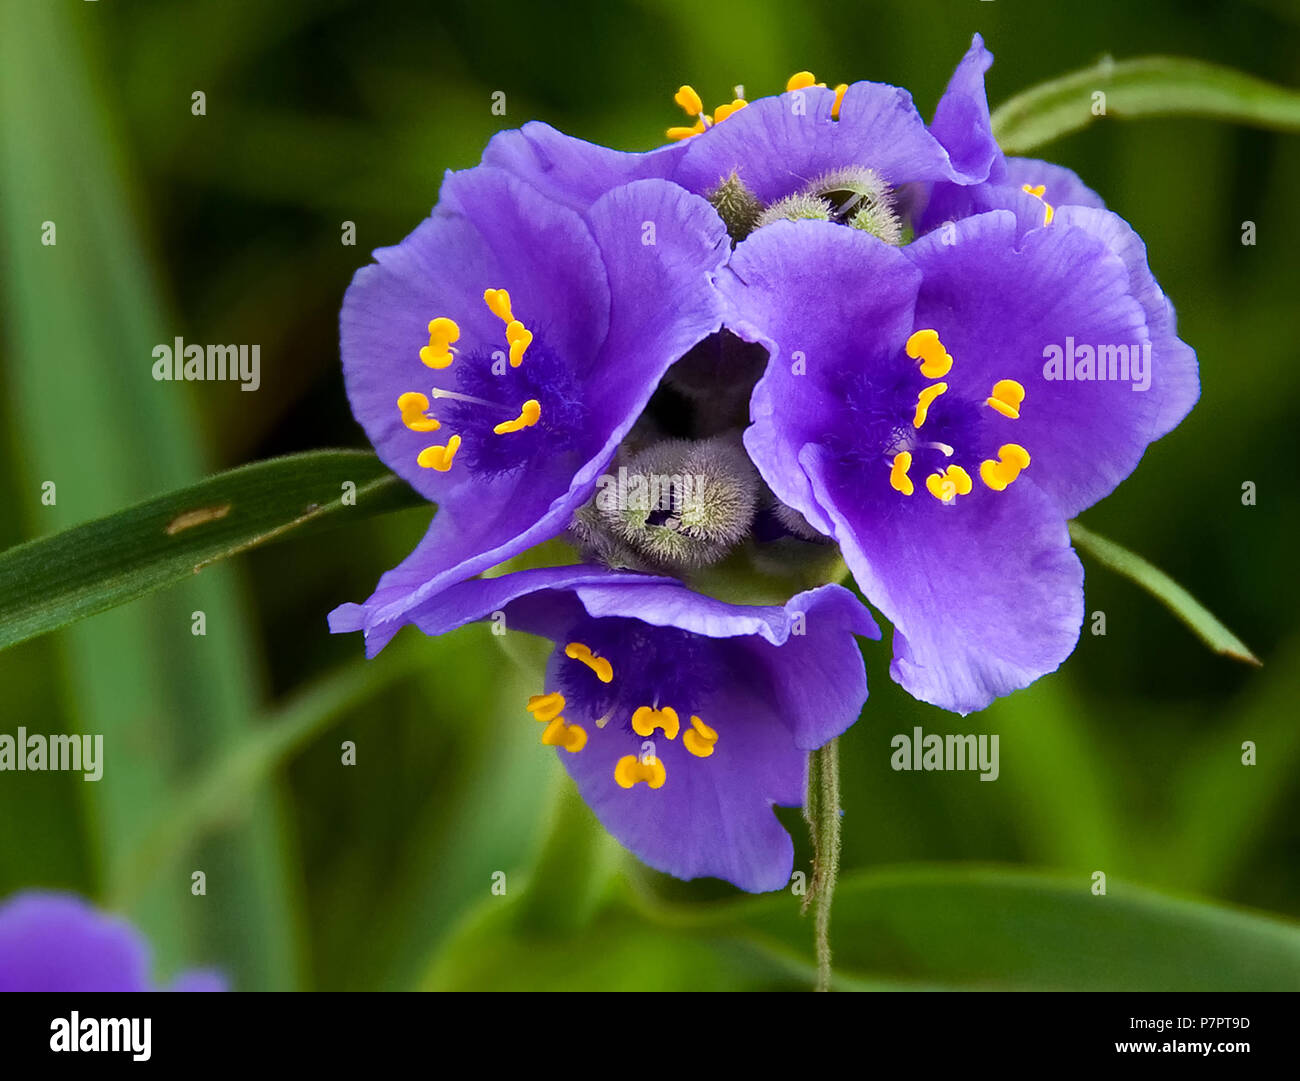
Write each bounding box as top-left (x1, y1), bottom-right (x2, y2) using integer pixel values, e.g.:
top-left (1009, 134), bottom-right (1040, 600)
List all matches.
top-left (802, 738), bottom-right (841, 992)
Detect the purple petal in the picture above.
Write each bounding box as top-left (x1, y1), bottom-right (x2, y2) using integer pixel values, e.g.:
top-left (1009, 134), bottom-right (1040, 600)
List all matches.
top-left (1004, 157), bottom-right (1106, 210)
top-left (1054, 205), bottom-right (1199, 436)
top-left (332, 178), bottom-right (729, 653)
top-left (338, 166), bottom-right (609, 507)
top-left (918, 156), bottom-right (1107, 238)
top-left (557, 662), bottom-right (806, 892)
top-left (481, 121), bottom-right (686, 214)
top-left (904, 209), bottom-right (1196, 518)
top-left (673, 82), bottom-right (972, 205)
top-left (929, 34), bottom-right (1000, 185)
top-left (0, 892), bottom-right (149, 992)
top-left (721, 220), bottom-right (921, 536)
top-left (804, 443), bottom-right (1084, 714)
top-left (390, 569), bottom-right (875, 889)
top-left (170, 969), bottom-right (228, 992)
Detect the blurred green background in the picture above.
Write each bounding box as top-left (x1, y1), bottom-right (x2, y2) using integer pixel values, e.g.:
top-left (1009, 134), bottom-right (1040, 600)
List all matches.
top-left (1, 0), bottom-right (1297, 991)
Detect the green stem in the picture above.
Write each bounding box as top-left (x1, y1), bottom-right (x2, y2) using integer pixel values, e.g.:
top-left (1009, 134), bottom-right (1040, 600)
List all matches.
top-left (802, 738), bottom-right (842, 992)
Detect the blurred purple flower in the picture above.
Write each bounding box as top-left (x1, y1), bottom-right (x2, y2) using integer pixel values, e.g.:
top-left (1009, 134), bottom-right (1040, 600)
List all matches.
top-left (0, 891), bottom-right (224, 992)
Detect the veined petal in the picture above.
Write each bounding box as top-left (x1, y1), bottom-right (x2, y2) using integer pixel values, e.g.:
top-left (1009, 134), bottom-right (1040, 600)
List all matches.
top-left (381, 566), bottom-right (874, 891)
top-left (805, 443), bottom-right (1083, 714)
top-left (929, 33), bottom-right (1000, 185)
top-left (331, 177), bottom-right (729, 653)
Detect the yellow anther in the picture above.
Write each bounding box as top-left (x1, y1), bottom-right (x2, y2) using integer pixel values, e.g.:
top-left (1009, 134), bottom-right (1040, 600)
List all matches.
top-left (1021, 183), bottom-right (1055, 226)
top-left (831, 83), bottom-right (848, 119)
top-left (912, 381), bottom-right (948, 429)
top-left (540, 717), bottom-right (587, 753)
top-left (979, 443), bottom-right (1032, 492)
top-left (564, 642), bottom-right (613, 683)
top-left (986, 378), bottom-right (1026, 419)
top-left (419, 317), bottom-right (460, 369)
top-left (786, 71), bottom-right (818, 91)
top-left (925, 464), bottom-right (973, 503)
top-left (666, 121), bottom-right (705, 141)
top-left (889, 451), bottom-right (914, 496)
top-left (683, 715), bottom-right (718, 758)
top-left (632, 705), bottom-right (680, 740)
top-left (483, 289), bottom-right (514, 324)
top-left (493, 399), bottom-right (541, 435)
top-left (711, 98), bottom-right (747, 123)
top-left (526, 691), bottom-right (566, 723)
top-left (615, 754), bottom-right (667, 789)
top-left (397, 391), bottom-right (441, 432)
top-left (674, 85), bottom-right (704, 117)
top-left (416, 434), bottom-right (461, 472)
top-left (505, 320), bottom-right (533, 368)
top-left (1001, 443), bottom-right (1030, 470)
top-left (905, 328), bottom-right (953, 379)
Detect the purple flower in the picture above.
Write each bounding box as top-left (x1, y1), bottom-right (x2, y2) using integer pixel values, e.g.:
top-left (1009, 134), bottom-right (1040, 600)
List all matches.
top-left (0, 891), bottom-right (225, 992)
top-left (917, 36), bottom-right (1107, 236)
top-left (330, 168), bottom-right (730, 653)
top-left (397, 565), bottom-right (878, 892)
top-left (482, 37), bottom-right (1000, 228)
top-left (720, 205), bottom-right (1198, 714)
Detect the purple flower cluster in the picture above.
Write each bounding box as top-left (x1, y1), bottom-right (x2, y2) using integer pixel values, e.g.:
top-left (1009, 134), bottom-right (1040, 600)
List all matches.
top-left (331, 37), bottom-right (1198, 891)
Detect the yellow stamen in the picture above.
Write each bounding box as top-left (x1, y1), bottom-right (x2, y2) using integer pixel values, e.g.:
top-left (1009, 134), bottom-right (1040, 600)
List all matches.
top-left (565, 641), bottom-right (613, 683)
top-left (631, 705), bottom-right (680, 740)
top-left (526, 691), bottom-right (565, 723)
top-left (711, 98), bottom-right (747, 123)
top-left (889, 451), bottom-right (914, 496)
top-left (979, 443), bottom-right (1031, 491)
top-left (786, 71), bottom-right (818, 91)
top-left (615, 754), bottom-right (667, 789)
top-left (493, 399), bottom-right (541, 435)
top-left (483, 289), bottom-right (513, 324)
top-left (397, 391), bottom-right (441, 432)
top-left (540, 717), bottom-right (587, 753)
top-left (505, 320), bottom-right (532, 368)
top-left (674, 85), bottom-right (704, 117)
top-left (666, 121), bottom-right (705, 141)
top-left (986, 378), bottom-right (1025, 420)
top-left (925, 464), bottom-right (973, 503)
top-left (416, 434), bottom-right (460, 472)
top-left (912, 381), bottom-right (948, 429)
top-left (905, 328), bottom-right (953, 379)
top-left (683, 715), bottom-right (718, 758)
top-left (1021, 183), bottom-right (1055, 226)
top-left (419, 316), bottom-right (460, 370)
top-left (831, 83), bottom-right (848, 118)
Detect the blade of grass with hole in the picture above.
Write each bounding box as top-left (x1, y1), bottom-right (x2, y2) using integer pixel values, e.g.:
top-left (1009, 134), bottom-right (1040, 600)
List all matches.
top-left (0, 450), bottom-right (423, 653)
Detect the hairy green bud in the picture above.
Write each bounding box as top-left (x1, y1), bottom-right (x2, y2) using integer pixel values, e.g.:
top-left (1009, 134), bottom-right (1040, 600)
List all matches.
top-left (707, 171), bottom-right (763, 242)
top-left (754, 192), bottom-right (833, 230)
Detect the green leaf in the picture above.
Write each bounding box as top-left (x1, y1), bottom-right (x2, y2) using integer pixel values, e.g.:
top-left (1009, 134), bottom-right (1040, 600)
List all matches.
top-left (424, 863), bottom-right (1300, 990)
top-left (0, 450), bottom-right (424, 653)
top-left (1068, 520), bottom-right (1259, 664)
top-left (991, 56), bottom-right (1300, 154)
top-left (652, 865), bottom-right (1300, 991)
